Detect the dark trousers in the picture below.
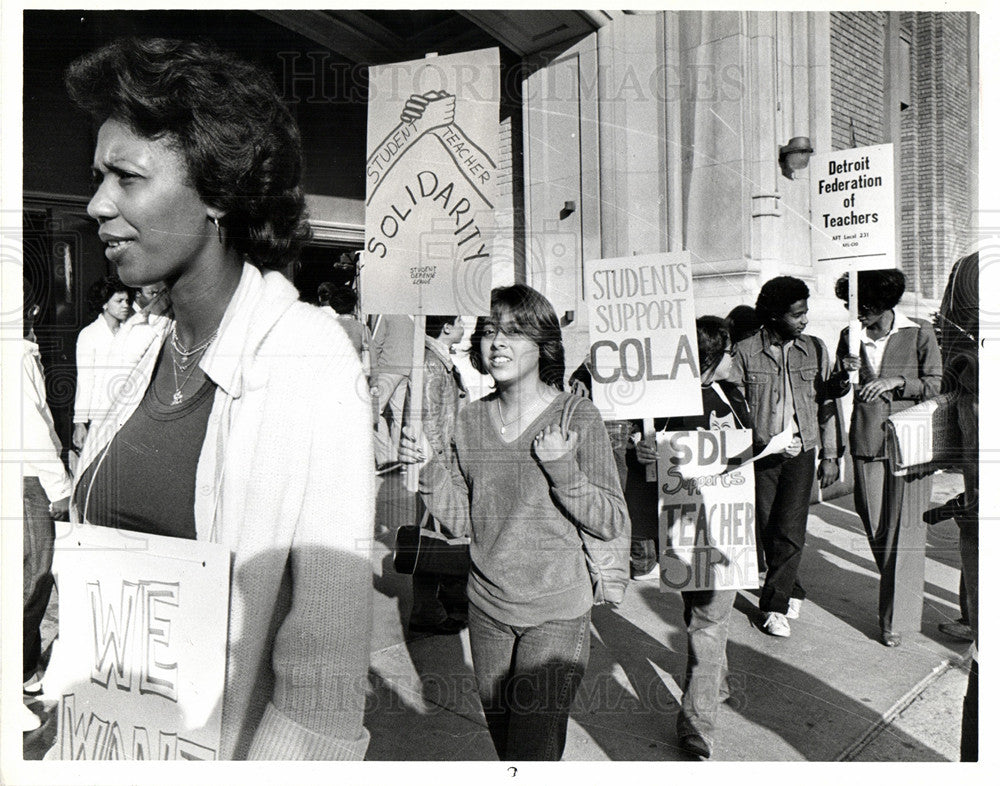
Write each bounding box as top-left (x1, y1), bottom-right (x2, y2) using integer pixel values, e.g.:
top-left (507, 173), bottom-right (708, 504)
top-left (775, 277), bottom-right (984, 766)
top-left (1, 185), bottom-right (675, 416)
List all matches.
top-left (853, 458), bottom-right (930, 634)
top-left (956, 392), bottom-right (978, 760)
top-left (468, 603), bottom-right (590, 761)
top-left (755, 448), bottom-right (815, 614)
top-left (23, 476), bottom-right (55, 681)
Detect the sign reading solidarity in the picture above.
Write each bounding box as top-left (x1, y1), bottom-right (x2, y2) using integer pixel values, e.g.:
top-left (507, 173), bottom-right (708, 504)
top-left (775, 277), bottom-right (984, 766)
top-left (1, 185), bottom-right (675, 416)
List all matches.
top-left (45, 524), bottom-right (229, 760)
top-left (810, 142), bottom-right (896, 272)
top-left (657, 429), bottom-right (759, 591)
top-left (362, 48), bottom-right (500, 316)
top-left (584, 251), bottom-right (701, 419)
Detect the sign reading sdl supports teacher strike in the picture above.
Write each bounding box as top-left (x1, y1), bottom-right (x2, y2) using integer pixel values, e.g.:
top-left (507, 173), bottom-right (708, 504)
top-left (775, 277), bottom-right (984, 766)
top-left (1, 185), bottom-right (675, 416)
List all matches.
top-left (362, 48), bottom-right (500, 316)
top-left (657, 429), bottom-right (759, 591)
top-left (45, 524), bottom-right (229, 760)
top-left (810, 142), bottom-right (896, 272)
top-left (584, 251), bottom-right (701, 420)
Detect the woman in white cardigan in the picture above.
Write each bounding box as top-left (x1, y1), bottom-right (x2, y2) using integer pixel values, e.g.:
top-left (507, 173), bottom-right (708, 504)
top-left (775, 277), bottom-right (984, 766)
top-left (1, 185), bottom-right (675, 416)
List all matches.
top-left (64, 37), bottom-right (373, 759)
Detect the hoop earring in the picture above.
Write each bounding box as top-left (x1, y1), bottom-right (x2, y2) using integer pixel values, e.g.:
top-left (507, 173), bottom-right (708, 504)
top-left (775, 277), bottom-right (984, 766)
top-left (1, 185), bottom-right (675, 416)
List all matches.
top-left (210, 216), bottom-right (223, 244)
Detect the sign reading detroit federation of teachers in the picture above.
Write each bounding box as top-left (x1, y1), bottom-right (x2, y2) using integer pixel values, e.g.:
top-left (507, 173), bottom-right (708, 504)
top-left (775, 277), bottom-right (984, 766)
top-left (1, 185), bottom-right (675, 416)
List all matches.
top-left (44, 524), bottom-right (230, 760)
top-left (362, 48), bottom-right (500, 316)
top-left (810, 142), bottom-right (896, 271)
top-left (584, 251), bottom-right (701, 420)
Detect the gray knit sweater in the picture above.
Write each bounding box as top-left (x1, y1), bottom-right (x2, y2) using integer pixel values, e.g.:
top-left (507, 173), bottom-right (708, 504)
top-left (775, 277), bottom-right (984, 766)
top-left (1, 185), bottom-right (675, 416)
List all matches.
top-left (420, 391), bottom-right (629, 626)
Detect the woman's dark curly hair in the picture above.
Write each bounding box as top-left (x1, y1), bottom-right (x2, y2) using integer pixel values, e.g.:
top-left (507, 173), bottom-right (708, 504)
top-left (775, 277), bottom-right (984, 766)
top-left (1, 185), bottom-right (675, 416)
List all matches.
top-left (65, 37), bottom-right (310, 269)
top-left (755, 276), bottom-right (810, 323)
top-left (86, 275), bottom-right (131, 316)
top-left (469, 285), bottom-right (565, 389)
top-left (834, 268), bottom-right (906, 313)
top-left (695, 315), bottom-right (731, 374)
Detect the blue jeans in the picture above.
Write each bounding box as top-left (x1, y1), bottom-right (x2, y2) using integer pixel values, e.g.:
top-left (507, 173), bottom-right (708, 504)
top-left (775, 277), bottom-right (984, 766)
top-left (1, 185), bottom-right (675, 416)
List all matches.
top-left (468, 603), bottom-right (590, 760)
top-left (677, 589), bottom-right (736, 749)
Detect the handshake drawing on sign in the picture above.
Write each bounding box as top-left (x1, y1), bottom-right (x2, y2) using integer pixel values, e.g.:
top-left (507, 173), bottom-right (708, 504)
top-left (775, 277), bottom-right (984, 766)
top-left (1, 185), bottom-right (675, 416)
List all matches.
top-left (400, 90), bottom-right (456, 129)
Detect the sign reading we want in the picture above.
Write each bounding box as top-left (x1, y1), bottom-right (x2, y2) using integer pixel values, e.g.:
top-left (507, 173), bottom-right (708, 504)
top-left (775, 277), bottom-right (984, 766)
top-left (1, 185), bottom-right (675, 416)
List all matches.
top-left (45, 524), bottom-right (229, 760)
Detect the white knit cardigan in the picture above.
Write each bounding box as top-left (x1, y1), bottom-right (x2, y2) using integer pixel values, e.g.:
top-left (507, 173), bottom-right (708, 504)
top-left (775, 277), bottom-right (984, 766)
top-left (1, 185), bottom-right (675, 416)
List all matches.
top-left (72, 263), bottom-right (374, 760)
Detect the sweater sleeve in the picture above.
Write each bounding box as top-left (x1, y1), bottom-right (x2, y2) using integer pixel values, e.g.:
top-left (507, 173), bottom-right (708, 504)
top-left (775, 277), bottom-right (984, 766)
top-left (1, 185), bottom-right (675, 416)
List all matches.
top-left (417, 444), bottom-right (472, 538)
top-left (537, 399), bottom-right (629, 542)
top-left (22, 350), bottom-right (72, 501)
top-left (898, 322), bottom-right (943, 402)
top-left (246, 335), bottom-right (373, 761)
top-left (73, 324), bottom-right (97, 424)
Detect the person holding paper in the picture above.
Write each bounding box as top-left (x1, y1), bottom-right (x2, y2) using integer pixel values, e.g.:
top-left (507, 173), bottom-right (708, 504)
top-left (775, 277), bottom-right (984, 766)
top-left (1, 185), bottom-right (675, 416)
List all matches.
top-left (398, 285), bottom-right (629, 761)
top-left (633, 316), bottom-right (749, 759)
top-left (731, 277), bottom-right (843, 639)
top-left (831, 269), bottom-right (942, 647)
top-left (65, 38), bottom-right (373, 759)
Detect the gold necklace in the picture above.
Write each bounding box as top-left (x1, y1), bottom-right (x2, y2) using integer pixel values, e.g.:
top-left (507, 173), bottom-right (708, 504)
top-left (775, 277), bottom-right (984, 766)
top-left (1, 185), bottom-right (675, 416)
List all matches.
top-left (169, 337), bottom-right (214, 405)
top-left (496, 396), bottom-right (546, 436)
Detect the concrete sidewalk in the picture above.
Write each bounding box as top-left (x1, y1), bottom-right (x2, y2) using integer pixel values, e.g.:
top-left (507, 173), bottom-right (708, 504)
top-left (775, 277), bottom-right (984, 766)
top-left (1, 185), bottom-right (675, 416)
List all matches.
top-left (22, 472), bottom-right (972, 762)
top-left (364, 470), bottom-right (972, 761)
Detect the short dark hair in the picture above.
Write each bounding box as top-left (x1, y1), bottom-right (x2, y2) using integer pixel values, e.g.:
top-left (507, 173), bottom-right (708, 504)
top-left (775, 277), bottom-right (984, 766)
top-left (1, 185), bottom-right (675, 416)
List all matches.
top-left (696, 315), bottom-right (731, 374)
top-left (317, 282), bottom-right (334, 304)
top-left (87, 275), bottom-right (130, 315)
top-left (469, 285), bottom-right (565, 389)
top-left (755, 276), bottom-right (810, 322)
top-left (834, 268), bottom-right (906, 313)
top-left (326, 286), bottom-right (358, 315)
top-left (725, 305), bottom-right (761, 344)
top-left (65, 37), bottom-right (310, 270)
top-left (425, 315), bottom-right (459, 338)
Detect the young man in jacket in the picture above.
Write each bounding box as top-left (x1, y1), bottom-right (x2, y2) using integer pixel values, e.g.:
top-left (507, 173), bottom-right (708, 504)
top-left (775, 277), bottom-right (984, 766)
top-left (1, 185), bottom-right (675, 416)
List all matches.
top-left (731, 276), bottom-right (844, 637)
top-left (406, 315), bottom-right (470, 635)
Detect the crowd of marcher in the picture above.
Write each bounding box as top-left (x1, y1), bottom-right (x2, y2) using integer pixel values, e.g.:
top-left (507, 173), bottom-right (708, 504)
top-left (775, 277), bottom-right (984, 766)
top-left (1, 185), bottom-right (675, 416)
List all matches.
top-left (20, 34), bottom-right (978, 763)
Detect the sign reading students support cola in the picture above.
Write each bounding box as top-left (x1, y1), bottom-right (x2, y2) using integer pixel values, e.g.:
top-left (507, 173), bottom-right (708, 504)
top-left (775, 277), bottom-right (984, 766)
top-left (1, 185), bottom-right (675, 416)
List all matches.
top-left (584, 251), bottom-right (701, 420)
top-left (362, 48), bottom-right (500, 316)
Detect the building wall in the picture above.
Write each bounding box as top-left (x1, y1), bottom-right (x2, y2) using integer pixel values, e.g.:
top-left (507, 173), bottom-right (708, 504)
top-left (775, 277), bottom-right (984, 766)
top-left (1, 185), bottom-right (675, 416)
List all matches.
top-left (901, 12), bottom-right (977, 302)
top-left (830, 11), bottom-right (886, 150)
top-left (830, 10), bottom-right (977, 308)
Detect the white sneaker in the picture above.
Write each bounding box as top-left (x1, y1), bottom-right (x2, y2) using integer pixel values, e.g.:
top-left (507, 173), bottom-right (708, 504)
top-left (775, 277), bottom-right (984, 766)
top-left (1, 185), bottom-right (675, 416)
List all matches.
top-left (786, 598), bottom-right (802, 620)
top-left (21, 703), bottom-right (42, 732)
top-left (632, 566), bottom-right (661, 581)
top-left (762, 611), bottom-right (791, 637)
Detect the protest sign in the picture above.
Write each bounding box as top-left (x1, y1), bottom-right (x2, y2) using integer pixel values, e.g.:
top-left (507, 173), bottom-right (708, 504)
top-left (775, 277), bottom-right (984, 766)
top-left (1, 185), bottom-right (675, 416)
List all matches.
top-left (811, 143), bottom-right (897, 378)
top-left (584, 251), bottom-right (701, 420)
top-left (657, 429), bottom-right (759, 592)
top-left (44, 523), bottom-right (230, 760)
top-left (361, 48), bottom-right (500, 316)
top-left (810, 143), bottom-right (896, 271)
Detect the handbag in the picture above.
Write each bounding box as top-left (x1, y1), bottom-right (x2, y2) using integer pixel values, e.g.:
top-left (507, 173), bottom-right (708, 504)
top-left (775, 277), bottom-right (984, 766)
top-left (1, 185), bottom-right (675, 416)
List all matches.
top-left (393, 505), bottom-right (471, 577)
top-left (558, 394), bottom-right (630, 607)
top-left (885, 390), bottom-right (961, 475)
